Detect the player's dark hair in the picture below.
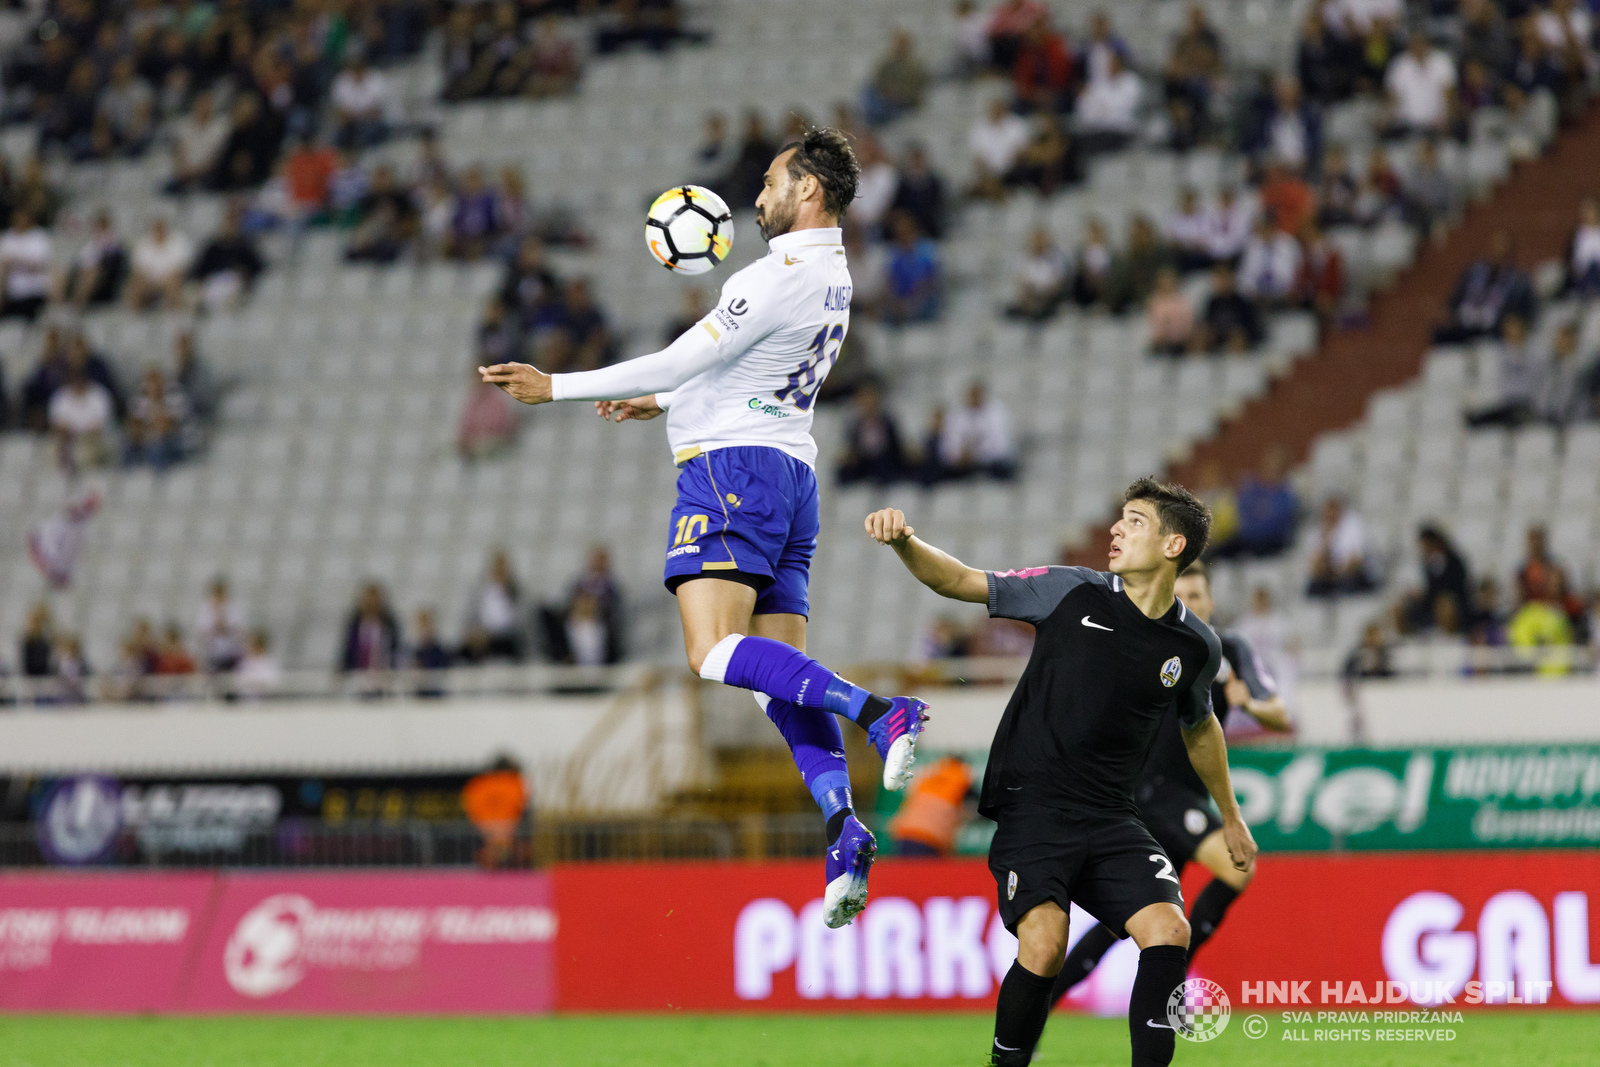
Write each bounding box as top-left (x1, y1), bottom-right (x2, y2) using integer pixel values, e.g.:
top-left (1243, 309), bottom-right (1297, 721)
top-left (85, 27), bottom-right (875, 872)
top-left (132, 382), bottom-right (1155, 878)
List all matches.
top-left (779, 128), bottom-right (859, 218)
top-left (1124, 478), bottom-right (1211, 573)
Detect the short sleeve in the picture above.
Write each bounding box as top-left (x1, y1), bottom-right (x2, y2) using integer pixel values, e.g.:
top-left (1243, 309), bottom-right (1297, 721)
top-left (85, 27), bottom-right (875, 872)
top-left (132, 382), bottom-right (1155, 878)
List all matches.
top-left (697, 263), bottom-right (785, 360)
top-left (1226, 633), bottom-right (1279, 700)
top-left (1178, 618), bottom-right (1223, 729)
top-left (985, 566), bottom-right (1093, 625)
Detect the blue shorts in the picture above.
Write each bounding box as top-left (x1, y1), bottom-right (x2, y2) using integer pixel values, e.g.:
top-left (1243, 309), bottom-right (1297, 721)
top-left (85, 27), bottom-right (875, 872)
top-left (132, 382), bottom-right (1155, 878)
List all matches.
top-left (663, 446), bottom-right (819, 616)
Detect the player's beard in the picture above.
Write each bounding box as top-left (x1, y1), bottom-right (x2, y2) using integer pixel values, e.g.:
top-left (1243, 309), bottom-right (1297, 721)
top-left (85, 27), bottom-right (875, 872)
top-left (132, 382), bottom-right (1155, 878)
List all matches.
top-left (757, 187), bottom-right (798, 242)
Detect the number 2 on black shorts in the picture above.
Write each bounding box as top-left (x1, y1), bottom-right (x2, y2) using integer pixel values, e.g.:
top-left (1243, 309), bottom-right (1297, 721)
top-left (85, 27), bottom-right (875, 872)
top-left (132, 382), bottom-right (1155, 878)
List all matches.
top-left (1149, 852), bottom-right (1180, 885)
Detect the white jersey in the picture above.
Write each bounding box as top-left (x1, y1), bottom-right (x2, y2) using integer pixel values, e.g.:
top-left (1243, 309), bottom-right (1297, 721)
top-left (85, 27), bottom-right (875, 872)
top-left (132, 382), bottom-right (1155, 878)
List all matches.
top-left (660, 228), bottom-right (851, 467)
top-left (550, 227), bottom-right (852, 467)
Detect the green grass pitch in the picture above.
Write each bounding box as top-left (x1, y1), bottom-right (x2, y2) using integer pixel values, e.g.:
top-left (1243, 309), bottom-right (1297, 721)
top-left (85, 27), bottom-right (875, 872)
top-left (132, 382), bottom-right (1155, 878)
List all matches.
top-left (0, 1011), bottom-right (1590, 1066)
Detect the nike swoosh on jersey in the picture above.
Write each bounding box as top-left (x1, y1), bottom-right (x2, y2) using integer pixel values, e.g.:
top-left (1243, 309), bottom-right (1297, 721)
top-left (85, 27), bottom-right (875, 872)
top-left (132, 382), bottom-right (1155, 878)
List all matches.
top-left (783, 254), bottom-right (800, 265)
top-left (1081, 616), bottom-right (1114, 631)
top-left (1145, 1020), bottom-right (1175, 1030)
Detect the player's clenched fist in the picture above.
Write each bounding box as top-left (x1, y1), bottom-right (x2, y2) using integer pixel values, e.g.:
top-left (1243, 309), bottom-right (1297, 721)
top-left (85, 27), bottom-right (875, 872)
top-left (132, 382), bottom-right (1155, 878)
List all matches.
top-left (479, 362), bottom-right (553, 405)
top-left (865, 508), bottom-right (915, 546)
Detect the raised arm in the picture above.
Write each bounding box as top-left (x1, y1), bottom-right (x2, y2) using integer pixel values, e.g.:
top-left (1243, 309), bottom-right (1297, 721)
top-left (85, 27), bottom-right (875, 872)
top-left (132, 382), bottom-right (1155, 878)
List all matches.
top-left (1223, 633), bottom-right (1291, 732)
top-left (865, 508), bottom-right (989, 603)
top-left (1181, 714), bottom-right (1258, 873)
top-left (480, 322), bottom-right (726, 406)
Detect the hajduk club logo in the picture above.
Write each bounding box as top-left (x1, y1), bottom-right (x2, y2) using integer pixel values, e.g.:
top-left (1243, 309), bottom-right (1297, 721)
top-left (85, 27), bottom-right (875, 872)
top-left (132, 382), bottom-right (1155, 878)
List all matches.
top-left (1167, 977), bottom-right (1231, 1041)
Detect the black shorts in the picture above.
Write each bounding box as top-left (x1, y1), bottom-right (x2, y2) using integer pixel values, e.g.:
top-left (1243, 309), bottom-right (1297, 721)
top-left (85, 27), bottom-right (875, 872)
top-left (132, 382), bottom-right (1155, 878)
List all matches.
top-left (987, 803), bottom-right (1185, 938)
top-left (1136, 779), bottom-right (1223, 869)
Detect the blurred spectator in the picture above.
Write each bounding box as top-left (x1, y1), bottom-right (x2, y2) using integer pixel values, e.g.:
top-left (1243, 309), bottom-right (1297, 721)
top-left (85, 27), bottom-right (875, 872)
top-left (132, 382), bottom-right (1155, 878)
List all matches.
top-left (1515, 526), bottom-right (1577, 612)
top-left (519, 17), bottom-right (582, 99)
top-left (1535, 320), bottom-right (1598, 426)
top-left (572, 546), bottom-right (626, 663)
top-left (1105, 215), bottom-right (1172, 314)
top-left (1246, 76), bottom-right (1321, 174)
top-left (888, 756), bottom-right (975, 857)
top-left (1258, 161), bottom-right (1315, 238)
top-left (1005, 225), bottom-right (1069, 322)
top-left (1402, 138), bottom-right (1459, 237)
top-left (1296, 11), bottom-right (1340, 105)
top-left (22, 329), bottom-right (125, 432)
top-left (191, 203), bottom-right (264, 309)
top-left (1398, 526), bottom-right (1472, 634)
top-left (166, 91), bottom-right (229, 193)
top-left (941, 380), bottom-right (1017, 480)
top-left (27, 490), bottom-right (100, 589)
top-left (20, 603), bottom-right (55, 679)
top-left (464, 550), bottom-right (526, 662)
top-left (1465, 313), bottom-right (1539, 427)
top-left (1317, 144), bottom-right (1360, 227)
top-left (1202, 186), bottom-right (1254, 263)
top-left (48, 366), bottom-right (114, 473)
top-left (63, 209), bottom-right (127, 308)
top-left (345, 164), bottom-right (419, 263)
top-left (235, 631), bottom-right (282, 699)
top-left (1306, 496), bottom-right (1378, 597)
top-left (1568, 197), bottom-right (1600, 298)
top-left (662, 286), bottom-right (708, 344)
top-left (341, 583), bottom-right (401, 673)
top-left (837, 381), bottom-right (907, 486)
top-left (458, 363), bottom-right (519, 460)
top-left (150, 623), bottom-right (197, 676)
top-left (1384, 33), bottom-right (1457, 138)
top-left (882, 213), bottom-right (942, 324)
top-left (691, 112), bottom-right (735, 188)
top-left (1196, 262), bottom-right (1264, 352)
top-left (330, 56), bottom-right (390, 149)
top-left (861, 30), bottom-right (930, 126)
top-left (1237, 213), bottom-right (1302, 305)
top-left (560, 279), bottom-right (615, 370)
top-left (1075, 51), bottom-right (1141, 154)
top-left (851, 137), bottom-right (900, 235)
top-left (916, 615), bottom-right (973, 660)
top-left (986, 0), bottom-right (1051, 70)
top-left (1146, 267), bottom-right (1196, 355)
top-left (196, 578), bottom-right (247, 673)
top-left (122, 367), bottom-right (187, 470)
top-left (1235, 584), bottom-right (1298, 705)
top-left (1223, 446), bottom-right (1299, 557)
top-left (0, 211), bottom-right (54, 321)
top-left (1069, 216), bottom-right (1114, 306)
top-left (126, 217), bottom-right (193, 311)
top-left (209, 93), bottom-right (285, 192)
top-left (1011, 17), bottom-right (1074, 115)
top-left (1295, 220), bottom-right (1347, 321)
top-left (96, 56), bottom-right (154, 156)
top-left (1193, 461), bottom-right (1240, 549)
top-left (1343, 622), bottom-right (1396, 679)
top-left (952, 0), bottom-right (991, 78)
top-left (1459, 0), bottom-right (1513, 76)
top-left (1081, 9), bottom-right (1133, 86)
top-left (1433, 230), bottom-right (1534, 344)
top-left (1164, 187), bottom-right (1211, 272)
top-left (890, 144), bottom-right (947, 240)
top-left (1163, 3), bottom-right (1224, 150)
top-left (1508, 570), bottom-right (1576, 675)
top-left (53, 634), bottom-right (90, 703)
top-left (448, 166), bottom-right (502, 260)
top-left (594, 0), bottom-right (690, 55)
top-left (1009, 114), bottom-right (1079, 196)
top-left (565, 592), bottom-right (610, 666)
top-left (968, 97), bottom-right (1031, 201)
top-left (462, 754), bottom-right (527, 869)
top-left (409, 609), bottom-right (453, 670)
top-left (284, 136), bottom-right (339, 226)
top-left (173, 330), bottom-right (220, 432)
top-left (719, 111), bottom-right (776, 209)
top-left (1354, 145), bottom-right (1405, 226)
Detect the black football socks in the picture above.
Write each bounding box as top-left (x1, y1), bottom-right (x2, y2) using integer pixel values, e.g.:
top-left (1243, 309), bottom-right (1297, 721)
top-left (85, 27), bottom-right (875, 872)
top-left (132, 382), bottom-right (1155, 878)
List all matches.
top-left (1129, 944), bottom-right (1188, 1067)
top-left (991, 960), bottom-right (1055, 1066)
top-left (1048, 922), bottom-right (1118, 1005)
top-left (1187, 879), bottom-right (1241, 961)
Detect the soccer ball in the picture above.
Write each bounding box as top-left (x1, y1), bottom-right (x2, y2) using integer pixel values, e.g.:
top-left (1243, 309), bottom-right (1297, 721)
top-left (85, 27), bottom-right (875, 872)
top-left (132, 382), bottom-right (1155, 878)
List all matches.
top-left (645, 185), bottom-right (734, 275)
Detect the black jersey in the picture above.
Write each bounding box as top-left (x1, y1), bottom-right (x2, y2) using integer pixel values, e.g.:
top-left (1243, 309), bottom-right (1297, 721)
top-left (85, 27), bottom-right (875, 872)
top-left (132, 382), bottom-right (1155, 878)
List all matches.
top-left (976, 566), bottom-right (1222, 820)
top-left (1142, 629), bottom-right (1278, 798)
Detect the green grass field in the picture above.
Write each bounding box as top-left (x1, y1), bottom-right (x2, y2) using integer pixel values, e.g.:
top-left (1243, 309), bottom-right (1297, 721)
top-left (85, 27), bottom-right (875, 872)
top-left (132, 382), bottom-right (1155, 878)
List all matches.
top-left (0, 1012), bottom-right (1589, 1067)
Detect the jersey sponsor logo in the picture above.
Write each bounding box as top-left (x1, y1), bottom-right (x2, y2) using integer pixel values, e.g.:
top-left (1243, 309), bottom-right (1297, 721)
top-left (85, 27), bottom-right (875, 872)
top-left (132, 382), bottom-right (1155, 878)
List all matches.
top-left (712, 306), bottom-right (745, 332)
top-left (1081, 615), bottom-right (1114, 632)
top-left (1160, 656), bottom-right (1183, 688)
top-left (783, 254), bottom-right (801, 266)
top-left (823, 284), bottom-right (852, 311)
top-left (1006, 871), bottom-right (1017, 900)
top-left (747, 398), bottom-right (793, 418)
top-left (727, 298), bottom-right (748, 316)
top-left (666, 544), bottom-right (701, 559)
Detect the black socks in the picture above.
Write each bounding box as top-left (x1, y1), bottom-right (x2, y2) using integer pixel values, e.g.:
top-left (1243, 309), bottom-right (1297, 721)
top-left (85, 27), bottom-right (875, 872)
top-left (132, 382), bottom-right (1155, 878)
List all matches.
top-left (855, 694), bottom-right (892, 730)
top-left (1048, 923), bottom-right (1118, 1006)
top-left (992, 960), bottom-right (1056, 1065)
top-left (1187, 879), bottom-right (1241, 961)
top-left (1129, 944), bottom-right (1188, 1067)
top-left (825, 808), bottom-right (850, 847)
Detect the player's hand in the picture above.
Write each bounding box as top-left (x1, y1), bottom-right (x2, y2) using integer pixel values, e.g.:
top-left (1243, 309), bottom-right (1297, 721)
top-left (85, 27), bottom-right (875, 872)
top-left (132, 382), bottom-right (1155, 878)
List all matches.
top-left (1224, 676), bottom-right (1251, 708)
top-left (596, 395), bottom-right (663, 422)
top-left (1222, 816), bottom-right (1258, 874)
top-left (479, 362), bottom-right (552, 405)
top-left (865, 508), bottom-right (915, 546)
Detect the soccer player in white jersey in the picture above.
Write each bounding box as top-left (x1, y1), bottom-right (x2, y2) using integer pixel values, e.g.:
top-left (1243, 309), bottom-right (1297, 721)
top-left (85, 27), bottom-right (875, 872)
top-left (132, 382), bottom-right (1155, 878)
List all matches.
top-left (480, 129), bottom-right (927, 928)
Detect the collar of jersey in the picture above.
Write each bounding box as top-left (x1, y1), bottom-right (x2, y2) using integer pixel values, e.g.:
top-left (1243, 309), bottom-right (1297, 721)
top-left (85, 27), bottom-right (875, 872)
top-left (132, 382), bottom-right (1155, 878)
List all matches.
top-left (766, 227), bottom-right (843, 253)
top-left (1109, 574), bottom-right (1182, 623)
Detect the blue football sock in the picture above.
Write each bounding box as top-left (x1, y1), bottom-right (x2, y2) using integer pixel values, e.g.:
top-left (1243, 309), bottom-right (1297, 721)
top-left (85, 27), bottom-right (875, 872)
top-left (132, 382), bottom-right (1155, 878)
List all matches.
top-left (761, 695), bottom-right (852, 838)
top-left (702, 635), bottom-right (888, 725)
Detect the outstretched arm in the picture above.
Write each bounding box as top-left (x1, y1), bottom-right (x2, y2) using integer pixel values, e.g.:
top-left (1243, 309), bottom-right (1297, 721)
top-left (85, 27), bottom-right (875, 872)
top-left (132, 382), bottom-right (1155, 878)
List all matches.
top-left (1181, 714), bottom-right (1258, 873)
top-left (865, 508), bottom-right (989, 603)
top-left (480, 321), bottom-right (726, 406)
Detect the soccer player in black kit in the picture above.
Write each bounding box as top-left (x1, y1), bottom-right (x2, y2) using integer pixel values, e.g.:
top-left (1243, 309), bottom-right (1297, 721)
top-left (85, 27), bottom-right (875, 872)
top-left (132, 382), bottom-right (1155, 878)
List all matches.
top-left (1049, 560), bottom-right (1289, 1008)
top-left (866, 480), bottom-right (1257, 1067)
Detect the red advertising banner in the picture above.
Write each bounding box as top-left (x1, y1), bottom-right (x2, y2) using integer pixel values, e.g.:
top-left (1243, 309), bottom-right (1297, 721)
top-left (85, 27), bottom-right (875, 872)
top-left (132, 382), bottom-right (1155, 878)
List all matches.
top-left (0, 872), bottom-right (215, 1012)
top-left (0, 871), bottom-right (555, 1014)
top-left (182, 871), bottom-right (556, 1013)
top-left (551, 851), bottom-right (1600, 1013)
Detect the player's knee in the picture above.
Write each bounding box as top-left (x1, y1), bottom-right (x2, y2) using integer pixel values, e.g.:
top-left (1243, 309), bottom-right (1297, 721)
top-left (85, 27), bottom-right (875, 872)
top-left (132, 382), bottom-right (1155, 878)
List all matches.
top-left (1158, 914), bottom-right (1192, 949)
